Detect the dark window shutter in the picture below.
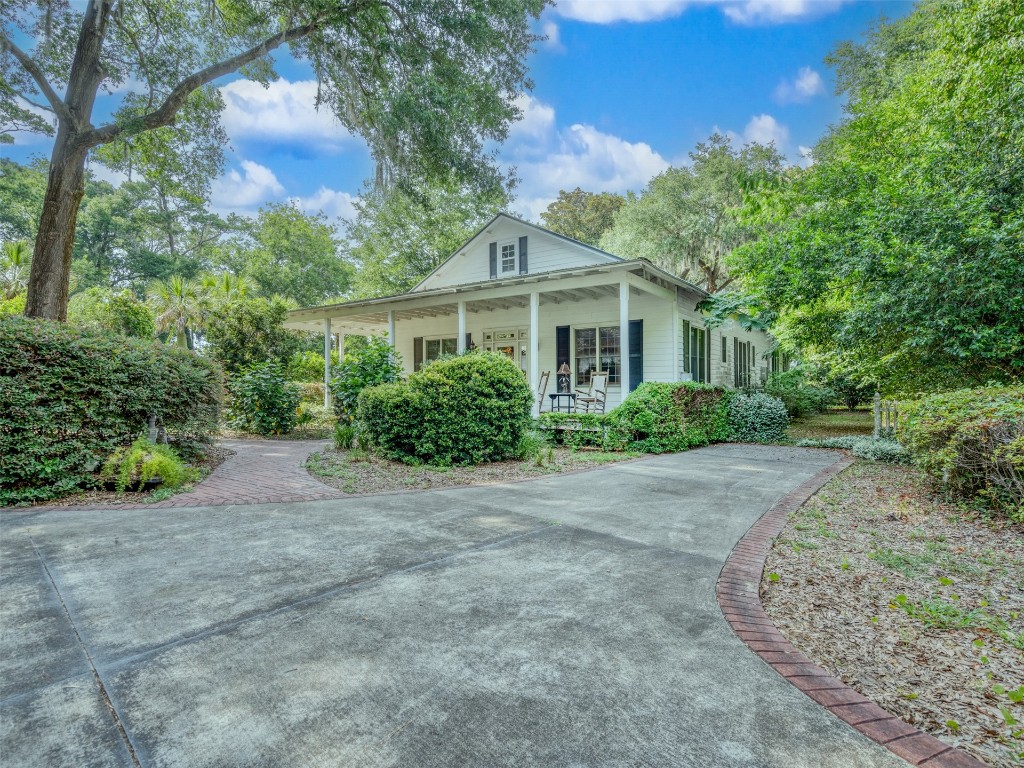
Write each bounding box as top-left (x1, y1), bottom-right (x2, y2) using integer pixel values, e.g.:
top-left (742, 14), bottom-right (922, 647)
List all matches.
top-left (682, 320), bottom-right (691, 374)
top-left (465, 332), bottom-right (472, 352)
top-left (413, 337), bottom-right (423, 371)
top-left (489, 242), bottom-right (498, 279)
top-left (555, 325), bottom-right (570, 392)
top-left (518, 235), bottom-right (528, 275)
top-left (706, 329), bottom-right (712, 383)
top-left (733, 337), bottom-right (738, 386)
top-left (628, 319), bottom-right (643, 391)
top-left (721, 335), bottom-right (728, 363)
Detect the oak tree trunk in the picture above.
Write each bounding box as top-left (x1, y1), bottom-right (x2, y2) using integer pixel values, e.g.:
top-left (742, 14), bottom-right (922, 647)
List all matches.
top-left (24, 127), bottom-right (89, 321)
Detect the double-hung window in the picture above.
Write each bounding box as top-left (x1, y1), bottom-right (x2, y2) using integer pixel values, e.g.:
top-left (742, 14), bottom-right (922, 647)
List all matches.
top-left (424, 336), bottom-right (458, 366)
top-left (574, 325), bottom-right (621, 385)
top-left (500, 242), bottom-right (517, 274)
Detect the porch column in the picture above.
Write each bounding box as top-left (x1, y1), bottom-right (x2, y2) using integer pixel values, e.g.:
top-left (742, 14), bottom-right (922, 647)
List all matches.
top-left (619, 279), bottom-right (630, 398)
top-left (338, 333), bottom-right (345, 359)
top-left (529, 291), bottom-right (540, 418)
top-left (457, 301), bottom-right (466, 353)
top-left (387, 310), bottom-right (395, 348)
top-left (323, 317), bottom-right (332, 408)
top-left (671, 288), bottom-right (680, 382)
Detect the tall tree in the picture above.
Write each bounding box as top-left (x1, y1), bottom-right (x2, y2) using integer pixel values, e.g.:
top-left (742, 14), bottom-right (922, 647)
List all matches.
top-left (730, 0), bottom-right (1024, 392)
top-left (348, 179), bottom-right (508, 298)
top-left (600, 134), bottom-right (786, 293)
top-left (539, 188), bottom-right (625, 246)
top-left (148, 275), bottom-right (207, 348)
top-left (1, 0), bottom-right (545, 320)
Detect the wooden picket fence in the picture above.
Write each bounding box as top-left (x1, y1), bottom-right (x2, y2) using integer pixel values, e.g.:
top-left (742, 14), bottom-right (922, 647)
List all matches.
top-left (873, 392), bottom-right (899, 439)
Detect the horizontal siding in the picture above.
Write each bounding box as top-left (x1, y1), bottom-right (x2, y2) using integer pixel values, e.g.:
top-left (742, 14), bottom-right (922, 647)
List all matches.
top-left (416, 219), bottom-right (616, 291)
top-left (674, 292), bottom-right (773, 389)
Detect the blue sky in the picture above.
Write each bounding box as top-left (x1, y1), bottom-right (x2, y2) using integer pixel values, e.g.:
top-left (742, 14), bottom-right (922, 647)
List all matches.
top-left (3, 0), bottom-right (914, 225)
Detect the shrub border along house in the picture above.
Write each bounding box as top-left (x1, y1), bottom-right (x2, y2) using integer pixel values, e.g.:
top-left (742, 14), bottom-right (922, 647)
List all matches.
top-left (0, 317), bottom-right (221, 505)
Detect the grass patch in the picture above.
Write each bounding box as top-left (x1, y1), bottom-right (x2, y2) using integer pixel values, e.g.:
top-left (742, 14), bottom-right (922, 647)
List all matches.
top-left (788, 408), bottom-right (873, 441)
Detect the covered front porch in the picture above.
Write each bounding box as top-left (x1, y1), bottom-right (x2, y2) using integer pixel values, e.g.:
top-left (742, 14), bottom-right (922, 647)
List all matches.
top-left (285, 261), bottom-right (686, 416)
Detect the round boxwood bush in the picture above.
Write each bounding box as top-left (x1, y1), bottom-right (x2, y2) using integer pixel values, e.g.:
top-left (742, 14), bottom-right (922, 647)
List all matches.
top-left (358, 352), bottom-right (532, 466)
top-left (727, 392), bottom-right (790, 444)
top-left (226, 362), bottom-right (301, 436)
top-left (605, 382), bottom-right (732, 453)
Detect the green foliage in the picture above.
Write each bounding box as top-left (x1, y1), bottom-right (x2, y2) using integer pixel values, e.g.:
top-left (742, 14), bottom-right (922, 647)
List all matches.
top-left (0, 317), bottom-right (221, 505)
top-left (796, 436), bottom-right (910, 464)
top-left (899, 387), bottom-right (1024, 519)
top-left (539, 188), bottom-right (625, 246)
top-left (226, 362), bottom-right (300, 436)
top-left (334, 421), bottom-right (358, 450)
top-left (537, 412), bottom-right (608, 449)
top-left (67, 287), bottom-right (156, 338)
top-left (731, 0), bottom-right (1024, 392)
top-left (1, 240), bottom-right (31, 298)
top-left (600, 134), bottom-right (786, 292)
top-left (147, 275), bottom-right (206, 348)
top-left (765, 367), bottom-right (834, 418)
top-left (287, 350), bottom-right (339, 383)
top-left (727, 392), bottom-right (789, 443)
top-left (330, 336), bottom-right (403, 421)
top-left (358, 352), bottom-right (533, 466)
top-left (203, 296), bottom-right (303, 374)
top-left (347, 179), bottom-right (507, 298)
top-left (294, 402), bottom-right (336, 437)
top-left (604, 382), bottom-right (732, 453)
top-left (0, 293), bottom-right (25, 317)
top-left (695, 291), bottom-right (770, 332)
top-left (100, 438), bottom-right (195, 492)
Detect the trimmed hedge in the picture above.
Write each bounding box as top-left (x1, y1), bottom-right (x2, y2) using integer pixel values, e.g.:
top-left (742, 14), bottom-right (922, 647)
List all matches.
top-left (727, 392), bottom-right (789, 443)
top-left (0, 317), bottom-right (221, 505)
top-left (605, 382), bottom-right (732, 453)
top-left (899, 387), bottom-right (1024, 519)
top-left (358, 352), bottom-right (532, 466)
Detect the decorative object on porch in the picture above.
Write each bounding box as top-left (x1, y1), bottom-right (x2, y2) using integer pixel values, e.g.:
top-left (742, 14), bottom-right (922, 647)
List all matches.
top-left (556, 362), bottom-right (572, 394)
top-left (575, 372), bottom-right (609, 414)
top-left (536, 370), bottom-right (550, 413)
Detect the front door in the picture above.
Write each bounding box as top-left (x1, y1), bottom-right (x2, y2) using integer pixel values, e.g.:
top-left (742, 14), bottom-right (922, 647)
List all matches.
top-left (483, 328), bottom-right (528, 373)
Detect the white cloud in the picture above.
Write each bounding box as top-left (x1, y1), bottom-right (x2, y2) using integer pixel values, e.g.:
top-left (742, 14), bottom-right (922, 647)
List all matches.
top-left (292, 186), bottom-right (359, 225)
top-left (219, 79), bottom-right (353, 148)
top-left (797, 145), bottom-right (815, 167)
top-left (541, 19), bottom-right (564, 51)
top-left (741, 114), bottom-right (790, 147)
top-left (773, 66), bottom-right (826, 104)
top-left (553, 0), bottom-right (848, 25)
top-left (211, 160), bottom-right (285, 211)
top-left (500, 95), bottom-right (669, 219)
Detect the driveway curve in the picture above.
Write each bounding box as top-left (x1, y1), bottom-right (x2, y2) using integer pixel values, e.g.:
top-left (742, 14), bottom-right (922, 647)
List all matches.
top-left (0, 444), bottom-right (909, 768)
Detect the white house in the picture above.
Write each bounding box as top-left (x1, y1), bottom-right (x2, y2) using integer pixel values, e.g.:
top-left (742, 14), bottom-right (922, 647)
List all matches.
top-left (284, 214), bottom-right (776, 415)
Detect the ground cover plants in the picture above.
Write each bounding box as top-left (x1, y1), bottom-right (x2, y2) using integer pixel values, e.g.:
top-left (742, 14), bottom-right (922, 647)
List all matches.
top-left (761, 461), bottom-right (1024, 766)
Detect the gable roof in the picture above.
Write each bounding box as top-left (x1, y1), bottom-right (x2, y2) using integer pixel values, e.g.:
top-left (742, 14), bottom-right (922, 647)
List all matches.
top-left (411, 212), bottom-right (623, 292)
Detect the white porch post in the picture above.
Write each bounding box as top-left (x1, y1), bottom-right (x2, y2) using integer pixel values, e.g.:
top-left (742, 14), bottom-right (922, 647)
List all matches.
top-left (619, 279), bottom-right (630, 398)
top-left (457, 301), bottom-right (466, 353)
top-left (387, 310), bottom-right (396, 349)
top-left (529, 291), bottom-right (540, 418)
top-left (671, 288), bottom-right (680, 382)
top-left (338, 333), bottom-right (345, 359)
top-left (323, 317), bottom-right (332, 408)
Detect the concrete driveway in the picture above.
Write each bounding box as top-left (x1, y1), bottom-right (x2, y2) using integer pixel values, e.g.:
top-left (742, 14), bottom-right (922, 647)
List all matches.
top-left (0, 444), bottom-right (908, 768)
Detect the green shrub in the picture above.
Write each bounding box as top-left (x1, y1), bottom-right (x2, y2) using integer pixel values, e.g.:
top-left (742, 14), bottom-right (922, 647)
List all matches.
top-left (67, 287), bottom-right (155, 338)
top-left (0, 294), bottom-right (25, 317)
top-left (295, 381), bottom-right (326, 404)
top-left (334, 421), bottom-right (357, 450)
top-left (226, 362), bottom-right (300, 436)
top-left (358, 352), bottom-right (532, 466)
top-left (765, 367), bottom-right (834, 418)
top-left (727, 392), bottom-right (790, 443)
top-left (331, 336), bottom-right (402, 421)
top-left (796, 436), bottom-right (910, 464)
top-left (899, 387), bottom-right (1024, 519)
top-left (537, 412), bottom-right (608, 449)
top-left (287, 350), bottom-right (339, 382)
top-left (295, 402), bottom-right (335, 435)
top-left (100, 438), bottom-right (196, 492)
top-left (204, 296), bottom-right (303, 374)
top-left (605, 382), bottom-right (731, 453)
top-left (0, 317), bottom-right (221, 505)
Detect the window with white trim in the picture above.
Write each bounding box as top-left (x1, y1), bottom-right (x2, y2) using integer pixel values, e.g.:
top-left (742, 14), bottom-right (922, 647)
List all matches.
top-left (424, 336), bottom-right (458, 365)
top-left (575, 325), bottom-right (621, 385)
top-left (500, 242), bottom-right (517, 274)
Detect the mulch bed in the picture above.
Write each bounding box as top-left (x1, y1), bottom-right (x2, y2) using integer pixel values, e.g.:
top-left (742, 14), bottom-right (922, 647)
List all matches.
top-left (305, 447), bottom-right (635, 495)
top-left (21, 446), bottom-right (235, 509)
top-left (761, 459), bottom-right (1024, 767)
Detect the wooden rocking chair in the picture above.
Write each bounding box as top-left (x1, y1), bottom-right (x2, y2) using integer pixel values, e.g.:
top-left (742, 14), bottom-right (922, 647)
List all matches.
top-left (536, 370), bottom-right (551, 413)
top-left (575, 372), bottom-right (609, 414)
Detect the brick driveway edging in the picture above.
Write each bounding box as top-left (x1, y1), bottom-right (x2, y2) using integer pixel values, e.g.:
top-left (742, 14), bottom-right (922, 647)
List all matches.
top-left (716, 455), bottom-right (986, 768)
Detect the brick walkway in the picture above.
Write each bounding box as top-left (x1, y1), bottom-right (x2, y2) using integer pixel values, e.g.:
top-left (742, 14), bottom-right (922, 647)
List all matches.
top-left (145, 439), bottom-right (342, 508)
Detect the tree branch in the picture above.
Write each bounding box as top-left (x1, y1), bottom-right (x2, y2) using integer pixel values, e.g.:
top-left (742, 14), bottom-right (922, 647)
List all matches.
top-left (75, 17), bottom-right (325, 150)
top-left (0, 32), bottom-right (75, 126)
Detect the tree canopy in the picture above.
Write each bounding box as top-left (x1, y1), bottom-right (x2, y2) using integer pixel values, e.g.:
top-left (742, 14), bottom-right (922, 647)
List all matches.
top-left (2, 0), bottom-right (546, 319)
top-left (729, 0), bottom-right (1024, 393)
top-left (539, 188), bottom-right (625, 246)
top-left (600, 134), bottom-right (786, 292)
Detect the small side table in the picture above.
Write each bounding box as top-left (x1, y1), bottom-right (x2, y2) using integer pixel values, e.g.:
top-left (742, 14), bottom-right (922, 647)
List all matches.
top-left (548, 392), bottom-right (577, 413)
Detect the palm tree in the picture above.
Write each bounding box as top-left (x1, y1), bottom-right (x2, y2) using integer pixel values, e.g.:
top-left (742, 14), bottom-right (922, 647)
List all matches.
top-left (201, 272), bottom-right (255, 308)
top-left (148, 275), bottom-right (207, 348)
top-left (1, 241), bottom-right (31, 300)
